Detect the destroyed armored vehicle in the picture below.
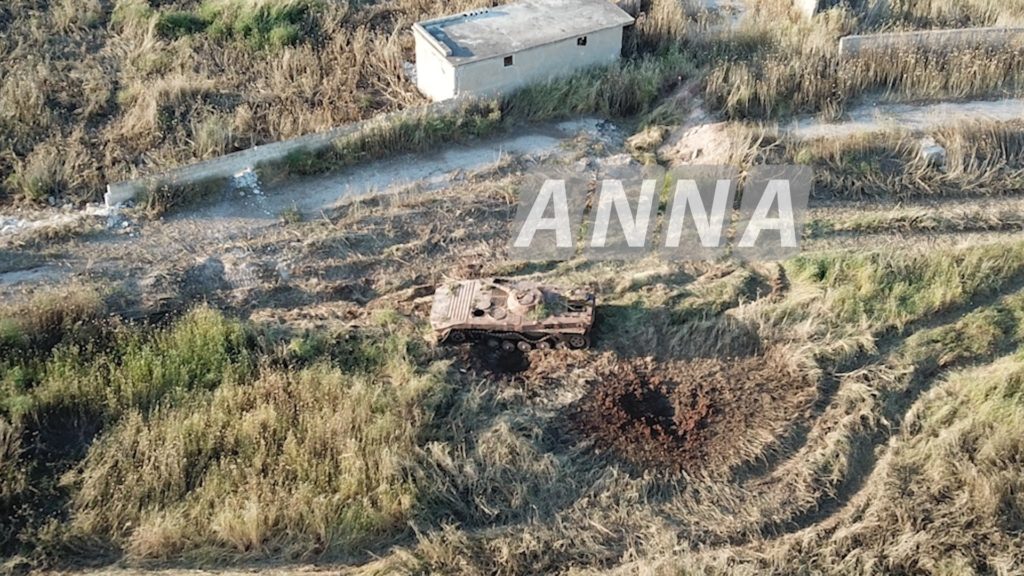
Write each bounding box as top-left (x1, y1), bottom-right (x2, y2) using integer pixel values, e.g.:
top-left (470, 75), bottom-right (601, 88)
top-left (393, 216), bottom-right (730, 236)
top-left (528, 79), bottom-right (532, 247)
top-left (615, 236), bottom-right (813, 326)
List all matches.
top-left (430, 278), bottom-right (595, 350)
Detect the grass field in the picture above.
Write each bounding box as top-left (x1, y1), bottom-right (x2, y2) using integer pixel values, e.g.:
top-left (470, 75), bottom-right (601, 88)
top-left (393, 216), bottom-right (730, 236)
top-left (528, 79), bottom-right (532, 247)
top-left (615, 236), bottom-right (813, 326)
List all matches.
top-left (3, 201), bottom-right (1024, 573)
top-left (4, 0), bottom-right (1024, 573)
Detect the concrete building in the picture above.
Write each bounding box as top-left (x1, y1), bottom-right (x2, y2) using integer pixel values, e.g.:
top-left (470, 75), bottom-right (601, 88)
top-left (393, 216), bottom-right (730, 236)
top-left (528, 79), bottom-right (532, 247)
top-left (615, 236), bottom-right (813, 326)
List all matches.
top-left (413, 0), bottom-right (635, 102)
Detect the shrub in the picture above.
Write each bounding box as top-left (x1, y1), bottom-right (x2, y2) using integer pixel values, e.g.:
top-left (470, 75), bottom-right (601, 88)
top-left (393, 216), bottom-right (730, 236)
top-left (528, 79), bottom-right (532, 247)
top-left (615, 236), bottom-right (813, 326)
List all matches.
top-left (155, 11), bottom-right (209, 39)
top-left (502, 50), bottom-right (695, 122)
top-left (199, 0), bottom-right (316, 50)
top-left (6, 145), bottom-right (66, 203)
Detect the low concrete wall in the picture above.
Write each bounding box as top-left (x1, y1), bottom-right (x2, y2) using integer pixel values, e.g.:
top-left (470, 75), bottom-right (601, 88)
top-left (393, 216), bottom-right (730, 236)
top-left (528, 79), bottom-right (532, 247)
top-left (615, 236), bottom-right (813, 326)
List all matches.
top-left (839, 27), bottom-right (1024, 59)
top-left (105, 100), bottom-right (465, 208)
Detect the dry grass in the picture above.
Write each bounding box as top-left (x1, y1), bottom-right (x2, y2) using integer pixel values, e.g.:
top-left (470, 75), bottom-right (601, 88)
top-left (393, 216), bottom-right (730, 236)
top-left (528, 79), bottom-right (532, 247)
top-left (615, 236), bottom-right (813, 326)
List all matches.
top-left (693, 0), bottom-right (1024, 120)
top-left (5, 0), bottom-right (1024, 572)
top-left (5, 176), bottom-right (1024, 572)
top-left (5, 0), bottom-right (1024, 206)
top-left (723, 120), bottom-right (1024, 200)
top-left (862, 0), bottom-right (1024, 29)
top-left (0, 0), bottom-right (502, 205)
top-left (807, 204), bottom-right (1024, 238)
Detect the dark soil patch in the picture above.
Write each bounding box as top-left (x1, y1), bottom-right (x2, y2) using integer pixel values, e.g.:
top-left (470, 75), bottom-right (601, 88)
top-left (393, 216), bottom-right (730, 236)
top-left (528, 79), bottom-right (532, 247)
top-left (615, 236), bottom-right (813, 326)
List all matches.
top-left (457, 345), bottom-right (532, 376)
top-left (570, 353), bottom-right (814, 474)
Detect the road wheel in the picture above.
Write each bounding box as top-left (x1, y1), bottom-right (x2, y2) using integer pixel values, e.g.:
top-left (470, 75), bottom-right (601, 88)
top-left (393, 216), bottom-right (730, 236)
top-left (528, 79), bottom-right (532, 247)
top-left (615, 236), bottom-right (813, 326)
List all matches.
top-left (501, 340), bottom-right (516, 352)
top-left (567, 335), bottom-right (590, 350)
top-left (448, 331), bottom-right (467, 344)
top-left (517, 341), bottom-right (533, 352)
top-left (536, 340), bottom-right (552, 350)
top-left (487, 338), bottom-right (501, 348)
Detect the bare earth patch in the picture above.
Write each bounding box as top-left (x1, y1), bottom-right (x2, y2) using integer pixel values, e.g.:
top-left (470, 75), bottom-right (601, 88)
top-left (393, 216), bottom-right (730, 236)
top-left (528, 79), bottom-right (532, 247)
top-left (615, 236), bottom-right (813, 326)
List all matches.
top-left (570, 352), bottom-right (816, 474)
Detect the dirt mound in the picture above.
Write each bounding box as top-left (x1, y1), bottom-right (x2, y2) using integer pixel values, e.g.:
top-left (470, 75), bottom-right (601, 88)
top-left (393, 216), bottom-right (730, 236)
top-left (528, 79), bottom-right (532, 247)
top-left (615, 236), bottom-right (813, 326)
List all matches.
top-left (571, 353), bottom-right (814, 474)
top-left (657, 121), bottom-right (736, 167)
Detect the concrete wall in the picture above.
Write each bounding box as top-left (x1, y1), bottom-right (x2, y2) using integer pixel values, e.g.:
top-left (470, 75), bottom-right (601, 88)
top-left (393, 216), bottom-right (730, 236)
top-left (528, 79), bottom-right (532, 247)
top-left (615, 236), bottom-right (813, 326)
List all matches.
top-left (839, 27), bottom-right (1024, 59)
top-left (414, 25), bottom-right (458, 101)
top-left (105, 100), bottom-right (464, 208)
top-left (454, 26), bottom-right (624, 98)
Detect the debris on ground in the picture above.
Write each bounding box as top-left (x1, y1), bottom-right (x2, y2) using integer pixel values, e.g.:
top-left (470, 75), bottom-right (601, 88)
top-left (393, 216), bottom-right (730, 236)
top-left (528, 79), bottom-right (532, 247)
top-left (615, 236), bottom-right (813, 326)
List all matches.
top-left (919, 136), bottom-right (948, 168)
top-left (627, 125), bottom-right (670, 155)
top-left (0, 203), bottom-right (137, 242)
top-left (232, 167), bottom-right (263, 197)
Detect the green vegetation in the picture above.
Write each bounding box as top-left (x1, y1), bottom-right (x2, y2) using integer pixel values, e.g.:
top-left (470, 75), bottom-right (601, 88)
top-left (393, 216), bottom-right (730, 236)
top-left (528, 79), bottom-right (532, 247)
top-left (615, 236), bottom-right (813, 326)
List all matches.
top-left (503, 50), bottom-right (695, 123)
top-left (0, 295), bottom-right (446, 563)
top-left (142, 176), bottom-right (232, 216)
top-left (807, 205), bottom-right (1024, 238)
top-left (828, 353), bottom-right (1024, 572)
top-left (155, 0), bottom-right (317, 49)
top-left (5, 197), bottom-right (1024, 573)
top-left (154, 11), bottom-right (209, 39)
top-left (262, 47), bottom-right (692, 182)
top-left (790, 241), bottom-right (1024, 331)
top-left (279, 205), bottom-right (303, 224)
top-left (0, 0), bottom-right (502, 205)
top-left (261, 100), bottom-right (503, 179)
top-left (6, 0), bottom-right (1024, 207)
top-left (6, 0), bottom-right (1024, 572)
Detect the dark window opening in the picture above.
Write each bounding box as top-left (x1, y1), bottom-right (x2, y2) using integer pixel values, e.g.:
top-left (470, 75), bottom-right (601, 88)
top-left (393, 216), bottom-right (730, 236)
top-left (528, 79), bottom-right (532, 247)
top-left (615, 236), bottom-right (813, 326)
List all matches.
top-left (577, 36), bottom-right (588, 46)
top-left (504, 55), bottom-right (514, 67)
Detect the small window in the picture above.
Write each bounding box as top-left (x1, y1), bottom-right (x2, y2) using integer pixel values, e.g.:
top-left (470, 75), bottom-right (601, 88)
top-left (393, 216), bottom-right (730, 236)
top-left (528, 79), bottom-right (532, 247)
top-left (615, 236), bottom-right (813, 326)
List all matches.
top-left (504, 55), bottom-right (514, 67)
top-left (577, 36), bottom-right (588, 46)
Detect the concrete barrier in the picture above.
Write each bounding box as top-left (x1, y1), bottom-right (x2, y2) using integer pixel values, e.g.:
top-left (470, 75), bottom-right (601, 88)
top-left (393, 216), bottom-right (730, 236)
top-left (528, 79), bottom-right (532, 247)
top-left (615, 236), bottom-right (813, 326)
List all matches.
top-left (104, 99), bottom-right (469, 208)
top-left (839, 27), bottom-right (1024, 59)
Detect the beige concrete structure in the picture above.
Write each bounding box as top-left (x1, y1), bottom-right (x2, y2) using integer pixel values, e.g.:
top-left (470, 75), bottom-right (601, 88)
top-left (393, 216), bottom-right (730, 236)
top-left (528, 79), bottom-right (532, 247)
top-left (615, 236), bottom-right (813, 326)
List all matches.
top-left (839, 27), bottom-right (1024, 59)
top-left (413, 0), bottom-right (634, 101)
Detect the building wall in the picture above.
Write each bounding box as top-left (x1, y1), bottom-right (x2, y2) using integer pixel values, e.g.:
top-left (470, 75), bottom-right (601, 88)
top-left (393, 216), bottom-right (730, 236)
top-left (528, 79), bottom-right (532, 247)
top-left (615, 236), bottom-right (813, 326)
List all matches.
top-left (415, 32), bottom-right (458, 101)
top-left (454, 26), bottom-right (624, 98)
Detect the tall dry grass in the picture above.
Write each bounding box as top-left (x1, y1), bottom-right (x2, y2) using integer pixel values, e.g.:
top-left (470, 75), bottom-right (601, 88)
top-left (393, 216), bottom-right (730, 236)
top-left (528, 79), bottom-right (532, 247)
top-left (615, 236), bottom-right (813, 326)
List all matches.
top-left (725, 120), bottom-right (1024, 200)
top-left (692, 0), bottom-right (1024, 120)
top-left (0, 0), bottom-right (504, 205)
top-left (861, 0), bottom-right (1024, 29)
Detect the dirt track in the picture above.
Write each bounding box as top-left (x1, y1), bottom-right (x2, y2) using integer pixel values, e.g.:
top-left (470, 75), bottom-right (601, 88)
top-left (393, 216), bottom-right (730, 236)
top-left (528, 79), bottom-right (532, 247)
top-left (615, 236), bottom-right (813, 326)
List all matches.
top-left (786, 97), bottom-right (1024, 140)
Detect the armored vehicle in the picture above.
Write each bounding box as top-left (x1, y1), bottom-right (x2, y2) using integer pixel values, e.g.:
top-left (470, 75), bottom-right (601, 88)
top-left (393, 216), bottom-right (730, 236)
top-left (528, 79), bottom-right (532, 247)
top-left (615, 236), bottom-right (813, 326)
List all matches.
top-left (430, 278), bottom-right (595, 350)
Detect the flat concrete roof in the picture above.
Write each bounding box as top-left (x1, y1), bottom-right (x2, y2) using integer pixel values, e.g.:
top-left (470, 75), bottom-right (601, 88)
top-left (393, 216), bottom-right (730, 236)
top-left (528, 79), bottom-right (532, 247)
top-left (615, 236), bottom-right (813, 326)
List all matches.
top-left (415, 0), bottom-right (635, 65)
